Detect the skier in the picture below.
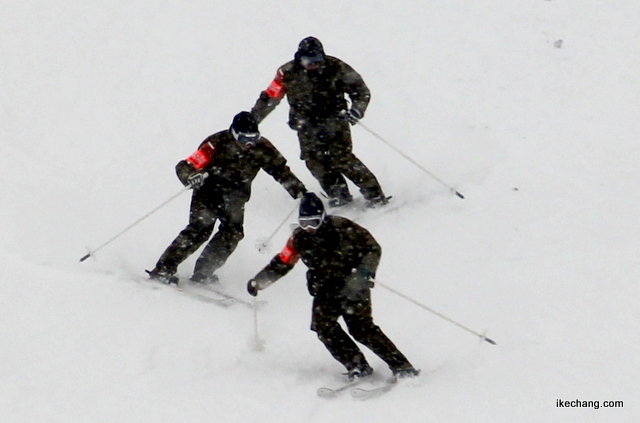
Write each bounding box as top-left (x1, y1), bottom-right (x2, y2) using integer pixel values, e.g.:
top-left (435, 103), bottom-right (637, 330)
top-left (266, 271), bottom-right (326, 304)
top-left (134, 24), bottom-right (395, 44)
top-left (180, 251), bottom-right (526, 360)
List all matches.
top-left (250, 36), bottom-right (387, 208)
top-left (147, 111), bottom-right (306, 285)
top-left (247, 192), bottom-right (419, 380)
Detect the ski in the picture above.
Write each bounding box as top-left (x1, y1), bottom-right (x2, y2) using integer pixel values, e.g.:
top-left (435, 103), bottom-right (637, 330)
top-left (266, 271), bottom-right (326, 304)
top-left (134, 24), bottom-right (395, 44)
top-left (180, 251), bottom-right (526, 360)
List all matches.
top-left (323, 194), bottom-right (394, 212)
top-left (186, 281), bottom-right (267, 309)
top-left (142, 277), bottom-right (235, 307)
top-left (330, 196), bottom-right (400, 224)
top-left (177, 287), bottom-right (235, 307)
top-left (137, 272), bottom-right (267, 309)
top-left (350, 378), bottom-right (398, 399)
top-left (317, 377), bottom-right (368, 398)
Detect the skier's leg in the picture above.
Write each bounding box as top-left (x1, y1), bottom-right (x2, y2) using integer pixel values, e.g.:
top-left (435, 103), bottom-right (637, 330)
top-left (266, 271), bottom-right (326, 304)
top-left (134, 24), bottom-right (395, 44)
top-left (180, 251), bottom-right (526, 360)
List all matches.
top-left (298, 122), bottom-right (352, 206)
top-left (192, 191), bottom-right (246, 280)
top-left (311, 296), bottom-right (370, 374)
top-left (151, 193), bottom-right (216, 276)
top-left (342, 294), bottom-right (415, 373)
top-left (304, 155), bottom-right (352, 206)
top-left (331, 120), bottom-right (386, 203)
top-left (336, 152), bottom-right (386, 202)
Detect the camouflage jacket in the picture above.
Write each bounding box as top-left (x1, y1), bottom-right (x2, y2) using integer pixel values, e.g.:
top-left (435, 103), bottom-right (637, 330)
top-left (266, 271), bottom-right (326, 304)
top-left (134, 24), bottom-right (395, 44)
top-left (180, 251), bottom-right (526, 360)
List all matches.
top-left (176, 129), bottom-right (305, 200)
top-left (253, 215), bottom-right (381, 298)
top-left (251, 56), bottom-right (371, 128)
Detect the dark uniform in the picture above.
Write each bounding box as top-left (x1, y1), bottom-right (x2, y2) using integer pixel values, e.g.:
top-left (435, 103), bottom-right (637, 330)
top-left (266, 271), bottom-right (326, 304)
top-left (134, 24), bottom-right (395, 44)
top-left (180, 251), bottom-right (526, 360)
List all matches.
top-left (148, 112), bottom-right (306, 284)
top-left (251, 37), bottom-right (387, 208)
top-left (248, 193), bottom-right (417, 379)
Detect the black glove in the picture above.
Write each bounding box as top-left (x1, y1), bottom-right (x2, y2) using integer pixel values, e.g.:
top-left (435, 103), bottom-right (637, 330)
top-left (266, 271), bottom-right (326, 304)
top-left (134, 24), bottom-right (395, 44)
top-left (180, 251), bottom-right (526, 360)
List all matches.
top-left (288, 117), bottom-right (307, 131)
top-left (247, 279), bottom-right (259, 296)
top-left (344, 108), bottom-right (363, 126)
top-left (187, 172), bottom-right (208, 189)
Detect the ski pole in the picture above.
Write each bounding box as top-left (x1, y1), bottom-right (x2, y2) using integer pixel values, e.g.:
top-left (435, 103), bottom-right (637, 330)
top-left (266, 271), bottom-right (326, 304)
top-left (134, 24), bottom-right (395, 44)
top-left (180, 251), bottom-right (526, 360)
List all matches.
top-left (355, 121), bottom-right (464, 199)
top-left (79, 186), bottom-right (191, 262)
top-left (251, 297), bottom-right (266, 352)
top-left (256, 201), bottom-right (298, 253)
top-left (376, 280), bottom-right (496, 345)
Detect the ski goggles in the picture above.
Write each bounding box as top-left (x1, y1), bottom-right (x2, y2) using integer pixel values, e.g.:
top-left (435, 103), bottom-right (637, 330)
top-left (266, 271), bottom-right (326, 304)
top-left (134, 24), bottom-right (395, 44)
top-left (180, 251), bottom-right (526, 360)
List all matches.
top-left (298, 213), bottom-right (324, 230)
top-left (231, 128), bottom-right (260, 147)
top-left (300, 53), bottom-right (324, 70)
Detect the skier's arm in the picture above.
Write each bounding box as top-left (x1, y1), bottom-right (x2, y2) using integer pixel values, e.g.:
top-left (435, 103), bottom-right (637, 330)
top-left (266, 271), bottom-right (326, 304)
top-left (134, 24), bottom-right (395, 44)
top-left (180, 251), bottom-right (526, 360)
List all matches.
top-left (259, 140), bottom-right (306, 199)
top-left (340, 61), bottom-right (371, 117)
top-left (341, 219), bottom-right (381, 277)
top-left (341, 221), bottom-right (381, 300)
top-left (251, 68), bottom-right (286, 123)
top-left (248, 236), bottom-right (299, 296)
top-left (176, 140), bottom-right (217, 187)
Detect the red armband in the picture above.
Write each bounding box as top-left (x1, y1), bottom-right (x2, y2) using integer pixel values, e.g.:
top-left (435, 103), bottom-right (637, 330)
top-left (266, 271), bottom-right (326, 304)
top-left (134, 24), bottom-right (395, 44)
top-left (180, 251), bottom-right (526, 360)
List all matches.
top-left (185, 142), bottom-right (216, 171)
top-left (278, 237), bottom-right (299, 265)
top-left (265, 70), bottom-right (285, 100)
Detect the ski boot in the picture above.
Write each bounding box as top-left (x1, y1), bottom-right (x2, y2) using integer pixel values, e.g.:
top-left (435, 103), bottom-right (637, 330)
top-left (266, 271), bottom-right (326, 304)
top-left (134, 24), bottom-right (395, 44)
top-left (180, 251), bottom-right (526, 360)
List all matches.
top-left (365, 195), bottom-right (390, 208)
top-left (327, 182), bottom-right (353, 208)
top-left (391, 365), bottom-right (420, 381)
top-left (346, 364), bottom-right (374, 381)
top-left (145, 268), bottom-right (179, 285)
top-left (190, 273), bottom-right (219, 285)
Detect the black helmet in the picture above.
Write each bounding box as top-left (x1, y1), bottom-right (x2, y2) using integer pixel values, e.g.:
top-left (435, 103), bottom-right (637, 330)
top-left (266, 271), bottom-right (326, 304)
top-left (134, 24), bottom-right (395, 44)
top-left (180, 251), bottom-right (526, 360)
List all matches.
top-left (230, 111), bottom-right (260, 148)
top-left (299, 192), bottom-right (325, 230)
top-left (296, 36), bottom-right (325, 70)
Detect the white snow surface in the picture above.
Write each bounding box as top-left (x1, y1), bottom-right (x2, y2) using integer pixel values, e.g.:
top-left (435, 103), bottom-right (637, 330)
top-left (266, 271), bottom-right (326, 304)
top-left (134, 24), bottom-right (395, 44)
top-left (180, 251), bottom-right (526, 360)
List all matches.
top-left (1, 1), bottom-right (638, 422)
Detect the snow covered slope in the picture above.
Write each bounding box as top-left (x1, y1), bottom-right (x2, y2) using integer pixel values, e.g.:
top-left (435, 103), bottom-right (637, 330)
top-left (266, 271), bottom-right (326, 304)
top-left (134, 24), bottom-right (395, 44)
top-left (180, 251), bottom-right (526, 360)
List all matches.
top-left (1, 1), bottom-right (638, 422)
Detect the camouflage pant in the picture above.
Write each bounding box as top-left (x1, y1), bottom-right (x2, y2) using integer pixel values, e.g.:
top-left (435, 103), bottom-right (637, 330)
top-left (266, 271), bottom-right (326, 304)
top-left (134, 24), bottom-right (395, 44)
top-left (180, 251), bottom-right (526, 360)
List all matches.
top-left (310, 289), bottom-right (412, 372)
top-left (154, 189), bottom-right (246, 278)
top-left (296, 117), bottom-right (384, 201)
